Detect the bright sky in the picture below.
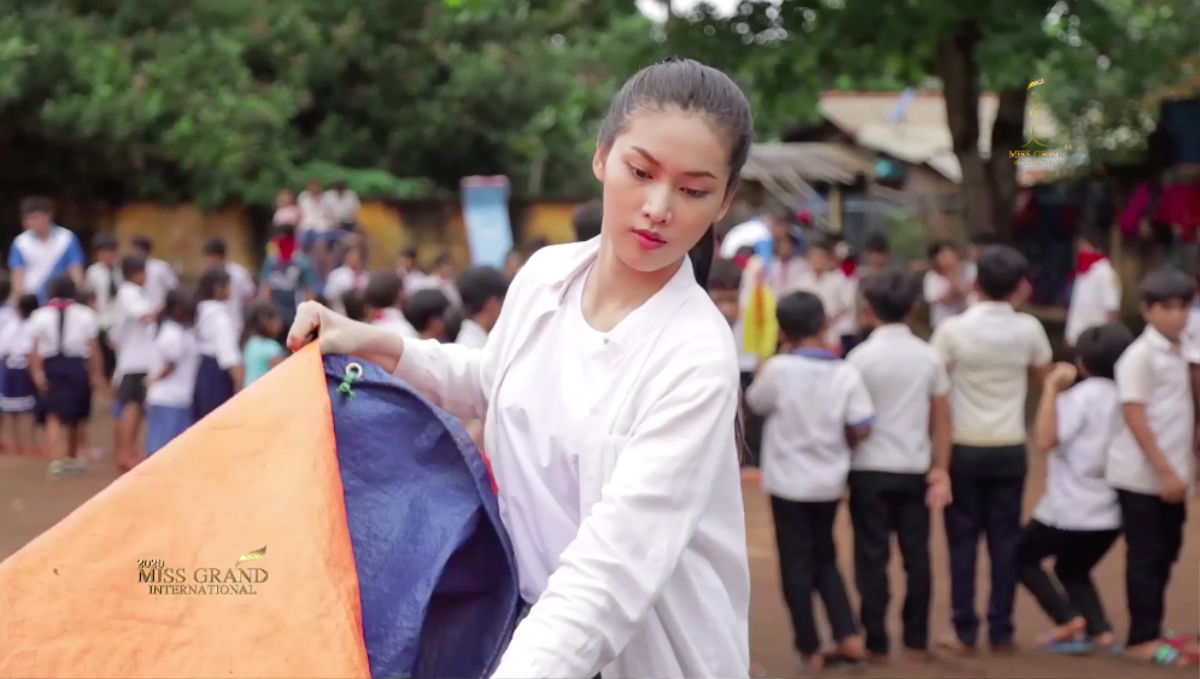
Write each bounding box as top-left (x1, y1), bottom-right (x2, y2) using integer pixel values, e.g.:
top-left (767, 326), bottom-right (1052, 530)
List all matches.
top-left (635, 0), bottom-right (743, 22)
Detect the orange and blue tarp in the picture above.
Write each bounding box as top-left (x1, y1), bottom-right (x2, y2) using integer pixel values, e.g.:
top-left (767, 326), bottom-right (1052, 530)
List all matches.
top-left (0, 346), bottom-right (521, 679)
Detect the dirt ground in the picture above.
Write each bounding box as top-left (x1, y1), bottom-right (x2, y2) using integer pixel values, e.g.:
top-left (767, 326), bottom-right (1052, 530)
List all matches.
top-left (1, 415), bottom-right (1197, 679)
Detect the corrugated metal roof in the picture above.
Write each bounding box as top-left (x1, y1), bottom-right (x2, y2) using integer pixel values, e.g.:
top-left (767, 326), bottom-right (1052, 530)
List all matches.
top-left (742, 142), bottom-right (876, 185)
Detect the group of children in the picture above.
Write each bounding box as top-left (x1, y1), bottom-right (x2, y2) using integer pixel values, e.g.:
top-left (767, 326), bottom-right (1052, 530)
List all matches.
top-left (727, 222), bottom-right (1199, 669)
top-left (0, 214), bottom-right (515, 478)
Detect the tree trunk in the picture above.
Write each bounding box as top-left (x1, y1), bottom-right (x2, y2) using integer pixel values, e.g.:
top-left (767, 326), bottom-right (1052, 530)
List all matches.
top-left (937, 21), bottom-right (995, 241)
top-left (988, 87), bottom-right (1027, 243)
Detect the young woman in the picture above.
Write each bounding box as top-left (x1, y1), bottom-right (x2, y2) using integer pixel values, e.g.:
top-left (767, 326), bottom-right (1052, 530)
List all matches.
top-left (287, 58), bottom-right (752, 678)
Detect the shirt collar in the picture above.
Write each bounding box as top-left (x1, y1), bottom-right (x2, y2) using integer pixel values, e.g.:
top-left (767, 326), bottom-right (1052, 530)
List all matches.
top-left (867, 323), bottom-right (912, 339)
top-left (793, 347), bottom-right (839, 361)
top-left (1142, 325), bottom-right (1180, 352)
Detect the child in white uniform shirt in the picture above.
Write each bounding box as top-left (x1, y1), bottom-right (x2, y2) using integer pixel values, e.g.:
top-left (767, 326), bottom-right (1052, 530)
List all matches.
top-left (1107, 269), bottom-right (1197, 666)
top-left (747, 291), bottom-right (873, 669)
top-left (0, 295), bottom-right (40, 454)
top-left (793, 237), bottom-right (854, 354)
top-left (130, 236), bottom-right (178, 307)
top-left (930, 245), bottom-right (1053, 653)
top-left (113, 255), bottom-right (159, 472)
top-left (846, 267), bottom-right (952, 660)
top-left (364, 271), bottom-right (417, 338)
top-left (192, 267), bottom-right (243, 421)
top-left (1064, 231), bottom-right (1121, 347)
top-left (924, 241), bottom-right (974, 329)
top-left (29, 276), bottom-right (108, 478)
top-left (145, 289), bottom-right (199, 456)
top-left (454, 266), bottom-right (509, 349)
top-left (1020, 323), bottom-right (1132, 653)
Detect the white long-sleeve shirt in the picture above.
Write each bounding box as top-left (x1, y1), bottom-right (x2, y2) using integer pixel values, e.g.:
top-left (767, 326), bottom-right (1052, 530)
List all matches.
top-left (393, 239), bottom-right (750, 679)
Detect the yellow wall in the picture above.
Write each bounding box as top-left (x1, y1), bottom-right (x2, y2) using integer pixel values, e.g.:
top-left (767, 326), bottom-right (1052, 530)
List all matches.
top-left (104, 199), bottom-right (582, 277)
top-left (113, 203), bottom-right (255, 280)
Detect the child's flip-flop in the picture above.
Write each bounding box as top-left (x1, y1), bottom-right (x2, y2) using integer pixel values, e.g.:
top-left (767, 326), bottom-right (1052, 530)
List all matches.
top-left (1041, 639), bottom-right (1093, 655)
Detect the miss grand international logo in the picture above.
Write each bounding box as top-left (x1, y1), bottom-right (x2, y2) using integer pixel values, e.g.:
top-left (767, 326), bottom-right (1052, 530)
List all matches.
top-left (1010, 78), bottom-right (1071, 167)
top-left (136, 546), bottom-right (268, 595)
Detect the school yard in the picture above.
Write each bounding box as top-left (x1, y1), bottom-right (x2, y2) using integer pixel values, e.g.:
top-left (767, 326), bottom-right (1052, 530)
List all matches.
top-left (1, 416), bottom-right (1197, 679)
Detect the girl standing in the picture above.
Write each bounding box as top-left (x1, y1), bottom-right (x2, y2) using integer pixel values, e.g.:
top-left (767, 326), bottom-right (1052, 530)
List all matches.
top-left (288, 58), bottom-right (752, 678)
top-left (144, 289), bottom-right (199, 456)
top-left (0, 294), bottom-right (41, 455)
top-left (29, 276), bottom-right (108, 478)
top-left (241, 302), bottom-right (286, 388)
top-left (192, 267), bottom-right (242, 420)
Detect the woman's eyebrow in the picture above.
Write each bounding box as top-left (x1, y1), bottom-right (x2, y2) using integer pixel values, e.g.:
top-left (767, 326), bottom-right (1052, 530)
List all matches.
top-left (630, 146), bottom-right (718, 179)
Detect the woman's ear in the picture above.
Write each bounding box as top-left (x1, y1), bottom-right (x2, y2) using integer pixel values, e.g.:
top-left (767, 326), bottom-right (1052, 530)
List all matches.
top-left (592, 144), bottom-right (608, 183)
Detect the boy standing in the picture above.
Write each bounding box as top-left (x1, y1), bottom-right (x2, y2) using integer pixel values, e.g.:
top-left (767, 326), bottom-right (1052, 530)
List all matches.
top-left (1020, 322), bottom-right (1133, 651)
top-left (454, 266), bottom-right (510, 349)
top-left (930, 245), bottom-right (1052, 653)
top-left (845, 267), bottom-right (952, 661)
top-left (365, 271), bottom-right (417, 338)
top-left (746, 291), bottom-right (873, 669)
top-left (113, 255), bottom-right (159, 471)
top-left (794, 235), bottom-right (854, 353)
top-left (203, 237), bottom-right (257, 335)
top-left (129, 236), bottom-right (179, 308)
top-left (1107, 269), bottom-right (1196, 665)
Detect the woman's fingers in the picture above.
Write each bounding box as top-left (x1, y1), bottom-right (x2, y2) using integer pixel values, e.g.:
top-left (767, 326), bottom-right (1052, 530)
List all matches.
top-left (286, 301), bottom-right (322, 352)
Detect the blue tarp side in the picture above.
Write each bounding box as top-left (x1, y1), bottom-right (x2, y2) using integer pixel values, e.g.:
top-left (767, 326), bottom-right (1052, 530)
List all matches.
top-left (324, 354), bottom-right (520, 679)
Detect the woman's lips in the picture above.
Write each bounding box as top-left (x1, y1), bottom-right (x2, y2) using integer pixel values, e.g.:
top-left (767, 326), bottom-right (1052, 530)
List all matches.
top-left (632, 229), bottom-right (666, 251)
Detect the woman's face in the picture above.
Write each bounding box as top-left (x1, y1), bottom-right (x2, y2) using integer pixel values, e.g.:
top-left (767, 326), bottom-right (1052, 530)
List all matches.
top-left (593, 108), bottom-right (734, 276)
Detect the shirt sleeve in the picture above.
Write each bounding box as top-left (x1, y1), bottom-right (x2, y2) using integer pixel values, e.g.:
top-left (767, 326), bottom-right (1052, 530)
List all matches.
top-left (64, 234), bottom-right (85, 269)
top-left (923, 271), bottom-right (948, 303)
top-left (79, 309), bottom-right (99, 340)
top-left (211, 312), bottom-right (242, 369)
top-left (929, 323), bottom-right (955, 368)
top-left (930, 350), bottom-right (951, 396)
top-left (1027, 318), bottom-right (1053, 366)
top-left (843, 367), bottom-right (875, 428)
top-left (7, 243), bottom-right (23, 269)
top-left (1099, 266), bottom-right (1121, 313)
top-left (743, 359), bottom-right (779, 415)
top-left (490, 356), bottom-right (740, 679)
top-left (156, 326), bottom-right (183, 363)
top-left (1054, 387), bottom-right (1087, 447)
top-left (1115, 345), bottom-right (1153, 404)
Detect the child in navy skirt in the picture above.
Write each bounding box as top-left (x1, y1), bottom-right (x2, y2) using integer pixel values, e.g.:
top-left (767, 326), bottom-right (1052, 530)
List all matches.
top-left (192, 266), bottom-right (242, 421)
top-left (0, 294), bottom-right (41, 455)
top-left (29, 276), bottom-right (109, 478)
top-left (145, 289), bottom-right (199, 455)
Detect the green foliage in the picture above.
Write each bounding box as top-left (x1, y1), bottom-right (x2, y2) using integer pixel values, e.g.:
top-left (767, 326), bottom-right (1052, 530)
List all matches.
top-left (0, 0), bottom-right (661, 208)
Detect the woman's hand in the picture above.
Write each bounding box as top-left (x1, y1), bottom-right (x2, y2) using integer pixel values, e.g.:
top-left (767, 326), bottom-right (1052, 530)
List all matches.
top-left (287, 301), bottom-right (406, 371)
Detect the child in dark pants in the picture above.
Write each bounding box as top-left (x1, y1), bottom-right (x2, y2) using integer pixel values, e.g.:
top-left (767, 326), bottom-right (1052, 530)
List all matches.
top-left (1106, 269), bottom-right (1197, 667)
top-left (929, 245), bottom-right (1053, 653)
top-left (746, 291), bottom-right (874, 669)
top-left (1020, 322), bottom-right (1133, 653)
top-left (845, 267), bottom-right (953, 662)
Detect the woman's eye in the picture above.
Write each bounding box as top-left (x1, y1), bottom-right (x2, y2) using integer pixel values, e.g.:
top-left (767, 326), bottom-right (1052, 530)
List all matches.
top-left (627, 165), bottom-right (651, 180)
top-left (681, 188), bottom-right (710, 198)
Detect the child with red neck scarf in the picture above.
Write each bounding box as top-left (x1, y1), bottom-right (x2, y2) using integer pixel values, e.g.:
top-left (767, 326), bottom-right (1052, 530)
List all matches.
top-left (1064, 231), bottom-right (1121, 348)
top-left (260, 226), bottom-right (316, 332)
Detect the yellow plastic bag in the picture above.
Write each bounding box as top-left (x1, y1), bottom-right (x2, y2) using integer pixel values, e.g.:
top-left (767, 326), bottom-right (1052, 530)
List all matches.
top-left (741, 258), bottom-right (779, 360)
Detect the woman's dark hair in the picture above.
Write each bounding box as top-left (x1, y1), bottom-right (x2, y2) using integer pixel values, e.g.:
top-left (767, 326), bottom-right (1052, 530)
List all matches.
top-left (16, 293), bottom-right (39, 320)
top-left (597, 57), bottom-right (754, 289)
top-left (161, 288), bottom-right (196, 329)
top-left (196, 265), bottom-right (231, 301)
top-left (1073, 322), bottom-right (1134, 380)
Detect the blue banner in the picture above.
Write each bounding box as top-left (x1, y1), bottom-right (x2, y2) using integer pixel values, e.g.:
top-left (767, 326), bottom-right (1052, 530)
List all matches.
top-left (461, 177), bottom-right (515, 268)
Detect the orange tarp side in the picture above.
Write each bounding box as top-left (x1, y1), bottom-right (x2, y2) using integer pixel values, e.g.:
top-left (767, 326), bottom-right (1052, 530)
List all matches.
top-left (0, 346), bottom-right (370, 679)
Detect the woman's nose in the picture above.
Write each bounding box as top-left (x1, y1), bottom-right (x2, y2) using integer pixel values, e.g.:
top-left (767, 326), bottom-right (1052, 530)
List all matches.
top-left (642, 185), bottom-right (672, 225)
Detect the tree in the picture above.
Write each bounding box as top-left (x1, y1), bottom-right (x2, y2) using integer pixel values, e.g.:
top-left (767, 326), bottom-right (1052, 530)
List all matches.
top-left (661, 0), bottom-right (1199, 241)
top-left (0, 0), bottom-right (658, 208)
